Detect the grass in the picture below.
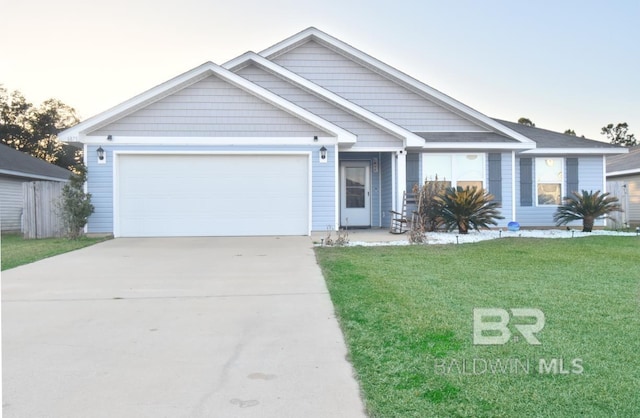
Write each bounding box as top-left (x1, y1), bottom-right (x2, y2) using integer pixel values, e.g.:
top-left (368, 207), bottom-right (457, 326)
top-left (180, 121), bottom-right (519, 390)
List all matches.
top-left (1, 234), bottom-right (108, 271)
top-left (316, 237), bottom-right (640, 417)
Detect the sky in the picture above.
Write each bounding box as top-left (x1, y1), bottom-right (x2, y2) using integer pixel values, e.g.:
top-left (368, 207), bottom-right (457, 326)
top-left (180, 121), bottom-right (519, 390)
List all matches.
top-left (2, 0), bottom-right (639, 141)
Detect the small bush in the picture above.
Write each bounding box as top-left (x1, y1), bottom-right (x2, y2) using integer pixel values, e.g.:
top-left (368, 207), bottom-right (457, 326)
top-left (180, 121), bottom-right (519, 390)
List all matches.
top-left (554, 190), bottom-right (622, 232)
top-left (437, 186), bottom-right (504, 234)
top-left (57, 165), bottom-right (94, 239)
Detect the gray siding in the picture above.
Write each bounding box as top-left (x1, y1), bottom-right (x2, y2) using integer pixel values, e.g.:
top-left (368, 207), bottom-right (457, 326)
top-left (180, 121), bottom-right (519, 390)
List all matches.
top-left (90, 75), bottom-right (327, 138)
top-left (86, 144), bottom-right (337, 234)
top-left (0, 176), bottom-right (23, 232)
top-left (236, 65), bottom-right (402, 148)
top-left (272, 40), bottom-right (484, 132)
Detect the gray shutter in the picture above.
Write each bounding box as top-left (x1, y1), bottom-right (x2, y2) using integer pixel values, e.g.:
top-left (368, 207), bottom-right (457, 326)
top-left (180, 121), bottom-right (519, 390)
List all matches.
top-left (406, 153), bottom-right (420, 192)
top-left (520, 158), bottom-right (533, 206)
top-left (488, 153), bottom-right (502, 202)
top-left (566, 158), bottom-right (579, 195)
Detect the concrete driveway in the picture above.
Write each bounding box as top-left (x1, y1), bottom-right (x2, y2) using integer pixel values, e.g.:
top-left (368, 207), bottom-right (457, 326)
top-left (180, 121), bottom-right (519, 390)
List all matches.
top-left (2, 237), bottom-right (366, 418)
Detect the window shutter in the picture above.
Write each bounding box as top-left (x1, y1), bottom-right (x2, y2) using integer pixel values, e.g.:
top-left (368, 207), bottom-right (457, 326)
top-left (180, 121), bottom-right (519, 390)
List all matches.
top-left (488, 153), bottom-right (502, 202)
top-left (566, 158), bottom-right (579, 195)
top-left (520, 158), bottom-right (533, 206)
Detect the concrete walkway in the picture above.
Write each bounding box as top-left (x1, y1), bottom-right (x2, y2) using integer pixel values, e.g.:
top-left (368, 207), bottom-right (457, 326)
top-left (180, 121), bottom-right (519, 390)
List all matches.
top-left (2, 237), bottom-right (366, 418)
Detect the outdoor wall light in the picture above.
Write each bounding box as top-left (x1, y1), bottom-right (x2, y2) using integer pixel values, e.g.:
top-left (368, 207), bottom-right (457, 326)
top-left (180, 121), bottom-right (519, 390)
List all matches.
top-left (107, 135), bottom-right (113, 141)
top-left (97, 146), bottom-right (106, 163)
top-left (313, 135), bottom-right (318, 142)
top-left (319, 146), bottom-right (328, 163)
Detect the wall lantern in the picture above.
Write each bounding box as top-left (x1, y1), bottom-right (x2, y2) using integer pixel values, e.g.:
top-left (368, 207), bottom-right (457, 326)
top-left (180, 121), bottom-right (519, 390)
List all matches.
top-left (319, 146), bottom-right (328, 163)
top-left (97, 146), bottom-right (106, 164)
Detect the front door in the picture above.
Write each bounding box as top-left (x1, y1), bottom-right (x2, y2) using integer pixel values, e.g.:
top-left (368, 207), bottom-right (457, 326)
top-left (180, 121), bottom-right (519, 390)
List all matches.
top-left (340, 161), bottom-right (371, 227)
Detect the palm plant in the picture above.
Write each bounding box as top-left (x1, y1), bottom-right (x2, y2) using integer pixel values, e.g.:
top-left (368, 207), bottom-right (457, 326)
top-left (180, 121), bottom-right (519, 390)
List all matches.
top-left (437, 186), bottom-right (504, 234)
top-left (553, 190), bottom-right (622, 232)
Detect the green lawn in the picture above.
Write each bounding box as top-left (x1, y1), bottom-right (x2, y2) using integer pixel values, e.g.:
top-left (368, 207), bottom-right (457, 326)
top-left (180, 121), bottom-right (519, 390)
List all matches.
top-left (316, 237), bottom-right (640, 417)
top-left (1, 234), bottom-right (108, 271)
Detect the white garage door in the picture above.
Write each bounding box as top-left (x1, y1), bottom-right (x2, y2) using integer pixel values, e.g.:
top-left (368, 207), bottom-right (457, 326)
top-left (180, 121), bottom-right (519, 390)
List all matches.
top-left (116, 154), bottom-right (309, 237)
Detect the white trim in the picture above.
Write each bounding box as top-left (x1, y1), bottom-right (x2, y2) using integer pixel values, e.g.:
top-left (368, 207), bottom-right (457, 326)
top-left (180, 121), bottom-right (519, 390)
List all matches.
top-left (520, 148), bottom-right (625, 155)
top-left (422, 142), bottom-right (534, 150)
top-left (601, 155), bottom-right (607, 226)
top-left (224, 52), bottom-right (424, 148)
top-left (511, 151), bottom-right (516, 222)
top-left (308, 152), bottom-right (313, 234)
top-left (58, 61), bottom-right (357, 145)
top-left (378, 152), bottom-right (382, 227)
top-left (606, 168), bottom-right (640, 177)
top-left (339, 160), bottom-right (372, 227)
top-left (534, 157), bottom-right (564, 207)
top-left (83, 143), bottom-right (88, 234)
top-left (421, 152), bottom-right (486, 188)
top-left (112, 150), bottom-right (313, 238)
top-left (340, 146), bottom-right (405, 152)
top-left (79, 135), bottom-right (340, 146)
top-left (391, 153), bottom-right (396, 212)
top-left (0, 169), bottom-right (69, 182)
top-left (259, 27), bottom-right (535, 145)
top-left (396, 151), bottom-right (407, 214)
top-left (334, 144), bottom-right (340, 231)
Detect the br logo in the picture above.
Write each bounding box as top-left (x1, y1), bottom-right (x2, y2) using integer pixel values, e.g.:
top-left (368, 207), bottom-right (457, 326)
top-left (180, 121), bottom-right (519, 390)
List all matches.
top-left (473, 308), bottom-right (545, 345)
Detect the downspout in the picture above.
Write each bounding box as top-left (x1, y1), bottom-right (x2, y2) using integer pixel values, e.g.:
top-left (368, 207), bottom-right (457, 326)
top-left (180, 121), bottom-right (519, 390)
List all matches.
top-left (511, 151), bottom-right (517, 222)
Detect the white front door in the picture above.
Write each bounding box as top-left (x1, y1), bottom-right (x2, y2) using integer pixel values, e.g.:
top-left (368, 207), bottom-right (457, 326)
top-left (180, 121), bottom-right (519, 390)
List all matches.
top-left (340, 161), bottom-right (371, 227)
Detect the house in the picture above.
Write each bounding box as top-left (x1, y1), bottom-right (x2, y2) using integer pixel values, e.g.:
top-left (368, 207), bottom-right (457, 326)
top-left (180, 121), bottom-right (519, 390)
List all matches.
top-left (0, 143), bottom-right (71, 232)
top-left (606, 145), bottom-right (640, 228)
top-left (57, 27), bottom-right (625, 238)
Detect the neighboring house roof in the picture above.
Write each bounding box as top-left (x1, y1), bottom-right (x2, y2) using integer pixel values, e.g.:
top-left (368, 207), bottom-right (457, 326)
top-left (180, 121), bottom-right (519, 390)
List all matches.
top-left (0, 143), bottom-right (71, 181)
top-left (495, 119), bottom-right (626, 154)
top-left (606, 145), bottom-right (640, 176)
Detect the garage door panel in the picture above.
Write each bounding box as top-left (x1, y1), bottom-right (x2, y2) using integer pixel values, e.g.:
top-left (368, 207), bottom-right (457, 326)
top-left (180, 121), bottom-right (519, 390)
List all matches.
top-left (117, 154), bottom-right (309, 237)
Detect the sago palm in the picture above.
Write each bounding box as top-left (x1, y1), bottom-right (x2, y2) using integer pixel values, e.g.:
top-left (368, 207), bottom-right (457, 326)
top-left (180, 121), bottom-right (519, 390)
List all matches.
top-left (436, 186), bottom-right (504, 234)
top-left (553, 190), bottom-right (622, 232)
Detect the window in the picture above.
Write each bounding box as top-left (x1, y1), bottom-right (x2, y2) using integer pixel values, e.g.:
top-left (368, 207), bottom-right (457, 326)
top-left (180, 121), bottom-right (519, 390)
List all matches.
top-left (535, 158), bottom-right (563, 205)
top-left (422, 153), bottom-right (485, 189)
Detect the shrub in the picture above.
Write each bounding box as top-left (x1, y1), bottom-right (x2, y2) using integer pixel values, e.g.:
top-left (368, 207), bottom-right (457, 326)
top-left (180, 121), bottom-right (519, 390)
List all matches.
top-left (412, 178), bottom-right (447, 232)
top-left (553, 190), bottom-right (622, 232)
top-left (437, 186), bottom-right (504, 234)
top-left (57, 165), bottom-right (94, 239)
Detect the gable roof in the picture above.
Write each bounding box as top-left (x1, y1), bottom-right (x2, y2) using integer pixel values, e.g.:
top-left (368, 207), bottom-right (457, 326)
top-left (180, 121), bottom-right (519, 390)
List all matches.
top-left (224, 52), bottom-right (425, 148)
top-left (607, 145), bottom-right (640, 176)
top-left (0, 143), bottom-right (71, 181)
top-left (57, 61), bottom-right (356, 145)
top-left (495, 120), bottom-right (626, 154)
top-left (259, 27), bottom-right (536, 146)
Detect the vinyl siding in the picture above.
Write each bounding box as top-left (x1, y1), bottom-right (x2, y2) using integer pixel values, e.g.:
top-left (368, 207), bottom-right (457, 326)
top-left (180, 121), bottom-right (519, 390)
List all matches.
top-left (515, 156), bottom-right (603, 227)
top-left (235, 65), bottom-right (403, 148)
top-left (86, 144), bottom-right (336, 234)
top-left (89, 75), bottom-right (327, 138)
top-left (380, 152), bottom-right (393, 228)
top-left (0, 176), bottom-right (24, 232)
top-left (272, 40), bottom-right (484, 132)
top-left (496, 152), bottom-right (513, 226)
